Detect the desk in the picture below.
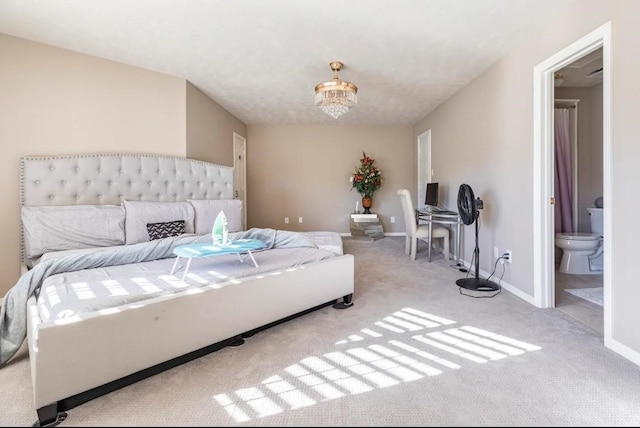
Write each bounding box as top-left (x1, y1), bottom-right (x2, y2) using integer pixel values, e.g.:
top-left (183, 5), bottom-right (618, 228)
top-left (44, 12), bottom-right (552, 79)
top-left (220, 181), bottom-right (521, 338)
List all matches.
top-left (170, 239), bottom-right (266, 280)
top-left (416, 209), bottom-right (463, 262)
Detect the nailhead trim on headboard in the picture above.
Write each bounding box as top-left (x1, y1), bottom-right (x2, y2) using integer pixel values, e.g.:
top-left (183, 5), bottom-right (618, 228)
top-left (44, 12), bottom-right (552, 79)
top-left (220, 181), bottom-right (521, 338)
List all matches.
top-left (20, 153), bottom-right (234, 206)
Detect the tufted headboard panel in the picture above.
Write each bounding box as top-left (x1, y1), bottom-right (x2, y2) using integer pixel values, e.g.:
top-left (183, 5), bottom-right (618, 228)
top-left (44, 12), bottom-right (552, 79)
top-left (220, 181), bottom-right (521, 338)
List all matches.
top-left (19, 153), bottom-right (234, 265)
top-left (20, 153), bottom-right (234, 206)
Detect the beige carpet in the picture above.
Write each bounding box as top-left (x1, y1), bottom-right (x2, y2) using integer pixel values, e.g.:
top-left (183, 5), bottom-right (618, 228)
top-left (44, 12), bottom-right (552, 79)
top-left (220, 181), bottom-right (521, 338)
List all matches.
top-left (1, 236), bottom-right (640, 426)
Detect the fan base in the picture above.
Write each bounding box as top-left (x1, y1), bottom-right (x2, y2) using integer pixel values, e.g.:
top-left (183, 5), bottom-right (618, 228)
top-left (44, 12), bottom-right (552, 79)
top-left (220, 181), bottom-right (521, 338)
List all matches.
top-left (456, 277), bottom-right (500, 292)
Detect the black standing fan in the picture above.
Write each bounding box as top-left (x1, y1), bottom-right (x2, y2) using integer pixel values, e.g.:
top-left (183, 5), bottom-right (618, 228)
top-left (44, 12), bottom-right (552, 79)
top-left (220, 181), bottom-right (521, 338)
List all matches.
top-left (455, 184), bottom-right (500, 292)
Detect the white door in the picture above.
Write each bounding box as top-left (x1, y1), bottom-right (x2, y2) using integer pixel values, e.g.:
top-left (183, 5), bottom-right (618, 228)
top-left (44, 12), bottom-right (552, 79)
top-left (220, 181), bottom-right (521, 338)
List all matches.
top-left (233, 132), bottom-right (247, 230)
top-left (417, 130), bottom-right (432, 208)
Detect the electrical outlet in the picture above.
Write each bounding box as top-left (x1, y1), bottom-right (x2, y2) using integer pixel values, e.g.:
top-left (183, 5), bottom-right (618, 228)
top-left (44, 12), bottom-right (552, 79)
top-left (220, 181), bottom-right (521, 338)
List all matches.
top-left (284, 217), bottom-right (289, 224)
top-left (298, 217), bottom-right (303, 223)
top-left (391, 216), bottom-right (396, 223)
top-left (504, 250), bottom-right (512, 263)
top-left (494, 246), bottom-right (499, 258)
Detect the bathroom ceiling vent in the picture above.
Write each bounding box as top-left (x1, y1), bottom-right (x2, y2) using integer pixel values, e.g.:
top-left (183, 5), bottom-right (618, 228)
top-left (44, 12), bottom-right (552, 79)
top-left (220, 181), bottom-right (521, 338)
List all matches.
top-left (587, 67), bottom-right (603, 79)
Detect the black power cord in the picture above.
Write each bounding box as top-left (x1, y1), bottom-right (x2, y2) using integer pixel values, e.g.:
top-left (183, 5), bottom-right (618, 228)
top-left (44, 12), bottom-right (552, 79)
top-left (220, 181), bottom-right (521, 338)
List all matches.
top-left (458, 255), bottom-right (507, 298)
top-left (450, 260), bottom-right (467, 272)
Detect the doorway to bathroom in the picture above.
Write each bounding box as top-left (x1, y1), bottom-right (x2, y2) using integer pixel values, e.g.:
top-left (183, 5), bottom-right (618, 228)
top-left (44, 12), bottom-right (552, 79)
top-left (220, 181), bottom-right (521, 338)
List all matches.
top-left (532, 22), bottom-right (612, 341)
top-left (553, 50), bottom-right (604, 334)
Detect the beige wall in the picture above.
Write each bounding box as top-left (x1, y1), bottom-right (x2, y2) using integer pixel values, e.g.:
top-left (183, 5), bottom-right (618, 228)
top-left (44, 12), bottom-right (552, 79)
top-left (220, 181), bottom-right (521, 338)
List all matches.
top-left (186, 82), bottom-right (247, 166)
top-left (0, 34), bottom-right (245, 296)
top-left (3, 0), bottom-right (639, 360)
top-left (415, 58), bottom-right (533, 289)
top-left (246, 125), bottom-right (413, 234)
top-left (414, 0), bottom-right (640, 357)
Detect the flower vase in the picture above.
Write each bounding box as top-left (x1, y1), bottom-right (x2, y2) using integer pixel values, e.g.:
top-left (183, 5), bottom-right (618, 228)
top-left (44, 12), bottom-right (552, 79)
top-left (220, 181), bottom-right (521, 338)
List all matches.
top-left (362, 196), bottom-right (373, 214)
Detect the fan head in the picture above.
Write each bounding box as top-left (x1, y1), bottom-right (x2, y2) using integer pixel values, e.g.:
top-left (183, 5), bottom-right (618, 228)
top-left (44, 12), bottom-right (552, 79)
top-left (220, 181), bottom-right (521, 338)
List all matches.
top-left (457, 184), bottom-right (477, 225)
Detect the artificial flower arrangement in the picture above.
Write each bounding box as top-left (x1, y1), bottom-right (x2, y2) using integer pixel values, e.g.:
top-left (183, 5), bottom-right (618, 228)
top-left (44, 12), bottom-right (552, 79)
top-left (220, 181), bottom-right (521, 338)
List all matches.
top-left (350, 151), bottom-right (382, 198)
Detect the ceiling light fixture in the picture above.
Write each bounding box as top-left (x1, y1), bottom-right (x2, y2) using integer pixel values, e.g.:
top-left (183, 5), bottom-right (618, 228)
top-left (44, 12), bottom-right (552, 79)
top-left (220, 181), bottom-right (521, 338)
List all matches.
top-left (315, 61), bottom-right (358, 119)
top-left (554, 72), bottom-right (564, 87)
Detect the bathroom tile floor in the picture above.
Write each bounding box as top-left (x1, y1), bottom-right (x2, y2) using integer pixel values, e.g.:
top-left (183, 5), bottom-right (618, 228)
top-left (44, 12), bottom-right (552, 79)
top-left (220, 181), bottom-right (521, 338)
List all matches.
top-left (554, 265), bottom-right (604, 336)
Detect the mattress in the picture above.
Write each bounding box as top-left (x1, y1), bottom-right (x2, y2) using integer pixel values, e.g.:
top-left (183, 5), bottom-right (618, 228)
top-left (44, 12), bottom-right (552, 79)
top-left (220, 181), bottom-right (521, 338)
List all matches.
top-left (36, 232), bottom-right (344, 324)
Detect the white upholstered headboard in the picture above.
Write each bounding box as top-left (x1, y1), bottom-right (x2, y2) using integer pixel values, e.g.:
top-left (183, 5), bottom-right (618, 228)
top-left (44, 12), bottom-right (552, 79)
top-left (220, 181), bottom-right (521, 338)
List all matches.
top-left (20, 153), bottom-right (234, 264)
top-left (20, 153), bottom-right (234, 206)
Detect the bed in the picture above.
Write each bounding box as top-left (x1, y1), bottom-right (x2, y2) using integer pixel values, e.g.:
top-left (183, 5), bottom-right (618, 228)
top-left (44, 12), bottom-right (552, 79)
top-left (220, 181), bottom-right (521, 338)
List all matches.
top-left (0, 153), bottom-right (354, 426)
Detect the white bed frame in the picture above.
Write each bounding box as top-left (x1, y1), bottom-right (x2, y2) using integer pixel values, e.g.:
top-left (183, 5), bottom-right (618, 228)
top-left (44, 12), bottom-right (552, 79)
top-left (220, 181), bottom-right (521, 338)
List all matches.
top-left (20, 154), bottom-right (354, 426)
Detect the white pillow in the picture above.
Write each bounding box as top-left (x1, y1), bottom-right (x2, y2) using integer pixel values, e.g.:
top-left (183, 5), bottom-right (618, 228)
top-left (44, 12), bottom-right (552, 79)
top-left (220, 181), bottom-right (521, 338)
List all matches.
top-left (188, 199), bottom-right (243, 234)
top-left (123, 200), bottom-right (195, 244)
top-left (22, 205), bottom-right (125, 259)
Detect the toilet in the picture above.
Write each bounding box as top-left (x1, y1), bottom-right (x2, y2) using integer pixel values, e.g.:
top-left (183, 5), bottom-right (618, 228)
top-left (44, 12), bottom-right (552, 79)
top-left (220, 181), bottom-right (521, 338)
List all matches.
top-left (555, 207), bottom-right (603, 274)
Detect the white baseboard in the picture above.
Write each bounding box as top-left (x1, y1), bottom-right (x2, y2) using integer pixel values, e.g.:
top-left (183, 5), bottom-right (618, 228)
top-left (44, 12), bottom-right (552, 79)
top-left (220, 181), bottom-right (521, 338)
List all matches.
top-left (342, 231), bottom-right (536, 305)
top-left (607, 337), bottom-right (640, 367)
top-left (457, 258), bottom-right (535, 305)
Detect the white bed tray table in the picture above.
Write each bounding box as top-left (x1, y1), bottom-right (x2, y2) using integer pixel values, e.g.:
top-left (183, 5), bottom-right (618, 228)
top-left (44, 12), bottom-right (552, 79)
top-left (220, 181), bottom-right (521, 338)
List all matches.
top-left (170, 239), bottom-right (266, 280)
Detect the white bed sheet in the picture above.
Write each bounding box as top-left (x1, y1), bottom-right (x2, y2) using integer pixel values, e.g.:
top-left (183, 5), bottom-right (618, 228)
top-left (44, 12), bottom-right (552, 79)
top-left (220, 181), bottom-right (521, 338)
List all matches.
top-left (37, 233), bottom-right (344, 324)
top-left (302, 231), bottom-right (344, 256)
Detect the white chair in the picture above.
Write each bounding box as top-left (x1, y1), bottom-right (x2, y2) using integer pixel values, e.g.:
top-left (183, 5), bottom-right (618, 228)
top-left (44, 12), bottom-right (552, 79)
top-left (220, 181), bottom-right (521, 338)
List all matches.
top-left (397, 189), bottom-right (450, 261)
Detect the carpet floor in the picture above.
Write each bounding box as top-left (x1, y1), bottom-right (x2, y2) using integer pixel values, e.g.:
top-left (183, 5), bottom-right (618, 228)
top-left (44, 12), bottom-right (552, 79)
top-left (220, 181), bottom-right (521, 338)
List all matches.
top-left (1, 237), bottom-right (639, 426)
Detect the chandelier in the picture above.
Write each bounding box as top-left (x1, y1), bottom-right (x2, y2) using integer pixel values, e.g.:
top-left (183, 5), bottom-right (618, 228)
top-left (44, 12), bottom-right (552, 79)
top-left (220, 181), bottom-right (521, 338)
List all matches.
top-left (314, 61), bottom-right (358, 119)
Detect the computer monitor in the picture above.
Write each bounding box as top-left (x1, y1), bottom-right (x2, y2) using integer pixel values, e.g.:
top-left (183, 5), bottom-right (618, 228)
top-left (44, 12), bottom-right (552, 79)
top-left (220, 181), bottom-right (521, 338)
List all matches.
top-left (425, 182), bottom-right (439, 207)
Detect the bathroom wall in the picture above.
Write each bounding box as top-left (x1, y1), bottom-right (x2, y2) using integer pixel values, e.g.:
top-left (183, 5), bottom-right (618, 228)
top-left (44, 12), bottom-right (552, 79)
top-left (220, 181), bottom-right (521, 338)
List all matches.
top-left (555, 83), bottom-right (603, 233)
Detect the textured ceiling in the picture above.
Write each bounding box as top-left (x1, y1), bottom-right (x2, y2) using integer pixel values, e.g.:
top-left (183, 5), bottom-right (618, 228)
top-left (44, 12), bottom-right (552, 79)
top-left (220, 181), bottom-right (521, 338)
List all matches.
top-left (0, 0), bottom-right (569, 125)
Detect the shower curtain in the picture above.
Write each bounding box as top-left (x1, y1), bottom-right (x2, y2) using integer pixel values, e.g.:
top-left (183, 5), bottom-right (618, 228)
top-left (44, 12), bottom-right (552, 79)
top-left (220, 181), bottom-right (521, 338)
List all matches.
top-left (554, 107), bottom-right (573, 233)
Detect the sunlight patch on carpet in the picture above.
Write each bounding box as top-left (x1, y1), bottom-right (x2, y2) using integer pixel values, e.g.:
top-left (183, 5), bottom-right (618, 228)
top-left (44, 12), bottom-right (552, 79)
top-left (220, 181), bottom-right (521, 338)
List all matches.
top-left (212, 308), bottom-right (541, 423)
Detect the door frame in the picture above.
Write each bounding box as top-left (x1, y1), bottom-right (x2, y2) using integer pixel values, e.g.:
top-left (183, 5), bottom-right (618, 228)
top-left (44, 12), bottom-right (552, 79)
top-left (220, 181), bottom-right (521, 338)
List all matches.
top-left (532, 22), bottom-right (612, 344)
top-left (417, 129), bottom-right (432, 208)
top-left (233, 132), bottom-right (247, 230)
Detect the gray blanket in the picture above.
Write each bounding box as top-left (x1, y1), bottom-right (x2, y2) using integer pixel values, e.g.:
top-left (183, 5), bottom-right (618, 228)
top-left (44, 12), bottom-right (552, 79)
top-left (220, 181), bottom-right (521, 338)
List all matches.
top-left (0, 228), bottom-right (317, 368)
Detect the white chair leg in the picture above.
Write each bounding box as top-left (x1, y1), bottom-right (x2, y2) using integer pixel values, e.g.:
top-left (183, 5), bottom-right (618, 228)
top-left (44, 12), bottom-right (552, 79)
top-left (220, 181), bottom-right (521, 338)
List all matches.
top-left (410, 237), bottom-right (417, 261)
top-left (405, 235), bottom-right (411, 255)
